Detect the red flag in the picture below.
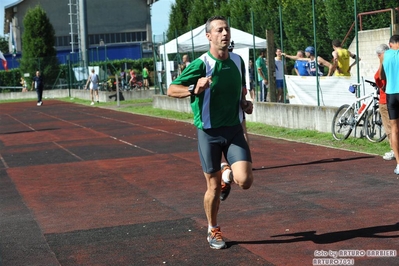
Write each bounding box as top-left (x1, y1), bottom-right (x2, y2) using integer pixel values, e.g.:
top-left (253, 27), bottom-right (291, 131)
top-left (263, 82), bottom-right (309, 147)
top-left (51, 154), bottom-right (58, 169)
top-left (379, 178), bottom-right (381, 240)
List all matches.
top-left (0, 51), bottom-right (8, 71)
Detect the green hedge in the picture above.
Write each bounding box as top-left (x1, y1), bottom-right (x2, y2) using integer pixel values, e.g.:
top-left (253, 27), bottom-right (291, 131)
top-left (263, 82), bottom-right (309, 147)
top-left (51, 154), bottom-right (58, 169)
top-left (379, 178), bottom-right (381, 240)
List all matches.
top-left (0, 69), bottom-right (24, 87)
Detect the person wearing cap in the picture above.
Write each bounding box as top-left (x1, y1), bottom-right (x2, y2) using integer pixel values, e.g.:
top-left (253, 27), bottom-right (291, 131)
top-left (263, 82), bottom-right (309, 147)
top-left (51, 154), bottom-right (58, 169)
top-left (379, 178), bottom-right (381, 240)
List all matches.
top-left (331, 39), bottom-right (358, 76)
top-left (282, 46), bottom-right (333, 76)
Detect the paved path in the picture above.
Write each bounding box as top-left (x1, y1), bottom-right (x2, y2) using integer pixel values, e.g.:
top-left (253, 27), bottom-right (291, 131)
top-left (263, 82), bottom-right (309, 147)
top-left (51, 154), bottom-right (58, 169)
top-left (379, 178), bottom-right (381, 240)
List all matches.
top-left (0, 100), bottom-right (398, 266)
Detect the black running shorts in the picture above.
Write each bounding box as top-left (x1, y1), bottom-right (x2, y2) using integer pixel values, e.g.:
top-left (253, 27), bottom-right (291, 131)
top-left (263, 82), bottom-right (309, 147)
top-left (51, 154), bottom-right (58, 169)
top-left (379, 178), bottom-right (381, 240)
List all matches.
top-left (197, 124), bottom-right (252, 174)
top-left (387, 93), bottom-right (399, 120)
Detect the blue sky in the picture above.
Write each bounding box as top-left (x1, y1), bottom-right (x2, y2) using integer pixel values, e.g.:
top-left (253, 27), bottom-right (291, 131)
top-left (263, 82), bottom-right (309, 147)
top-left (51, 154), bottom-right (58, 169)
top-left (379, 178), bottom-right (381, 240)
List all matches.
top-left (0, 0), bottom-right (174, 37)
top-left (151, 0), bottom-right (175, 36)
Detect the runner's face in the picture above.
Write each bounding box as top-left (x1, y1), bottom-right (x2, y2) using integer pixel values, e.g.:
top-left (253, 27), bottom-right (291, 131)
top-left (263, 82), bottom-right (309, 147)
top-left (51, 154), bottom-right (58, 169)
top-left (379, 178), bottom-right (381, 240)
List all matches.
top-left (206, 20), bottom-right (230, 51)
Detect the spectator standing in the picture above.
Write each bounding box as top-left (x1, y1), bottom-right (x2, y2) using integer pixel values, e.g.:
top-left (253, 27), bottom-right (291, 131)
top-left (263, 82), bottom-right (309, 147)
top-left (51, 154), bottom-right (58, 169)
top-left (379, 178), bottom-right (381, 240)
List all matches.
top-left (32, 71), bottom-right (44, 106)
top-left (142, 64), bottom-right (150, 90)
top-left (379, 35), bottom-right (399, 174)
top-left (293, 50), bottom-right (309, 76)
top-left (129, 69), bottom-right (135, 87)
top-left (21, 77), bottom-right (28, 92)
top-left (85, 68), bottom-right (100, 105)
top-left (167, 15), bottom-right (254, 250)
top-left (248, 59), bottom-right (255, 101)
top-left (275, 48), bottom-right (285, 102)
top-left (180, 54), bottom-right (191, 73)
top-left (332, 39), bottom-right (358, 76)
top-left (120, 69), bottom-right (126, 90)
top-left (256, 50), bottom-right (268, 101)
top-left (374, 43), bottom-right (394, 160)
top-left (283, 46), bottom-right (333, 76)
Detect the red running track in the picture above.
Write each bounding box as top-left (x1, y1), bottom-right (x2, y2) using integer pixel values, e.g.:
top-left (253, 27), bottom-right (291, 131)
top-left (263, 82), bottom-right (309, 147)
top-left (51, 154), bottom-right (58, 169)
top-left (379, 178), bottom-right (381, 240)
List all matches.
top-left (0, 100), bottom-right (398, 265)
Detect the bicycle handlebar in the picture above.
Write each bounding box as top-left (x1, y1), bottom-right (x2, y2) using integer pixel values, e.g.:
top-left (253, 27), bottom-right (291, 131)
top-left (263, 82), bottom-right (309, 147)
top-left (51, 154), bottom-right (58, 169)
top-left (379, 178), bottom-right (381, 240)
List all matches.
top-left (349, 80), bottom-right (380, 96)
top-left (365, 79), bottom-right (377, 88)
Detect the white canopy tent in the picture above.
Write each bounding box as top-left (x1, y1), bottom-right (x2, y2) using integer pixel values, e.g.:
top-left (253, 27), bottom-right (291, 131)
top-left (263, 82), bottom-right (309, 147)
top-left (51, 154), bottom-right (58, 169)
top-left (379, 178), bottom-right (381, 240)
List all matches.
top-left (159, 24), bottom-right (267, 54)
top-left (158, 24), bottom-right (267, 90)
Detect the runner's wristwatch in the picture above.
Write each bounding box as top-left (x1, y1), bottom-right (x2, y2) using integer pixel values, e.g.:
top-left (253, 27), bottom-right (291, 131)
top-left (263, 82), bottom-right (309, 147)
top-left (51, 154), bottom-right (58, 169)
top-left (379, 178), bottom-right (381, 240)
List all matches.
top-left (188, 85), bottom-right (195, 95)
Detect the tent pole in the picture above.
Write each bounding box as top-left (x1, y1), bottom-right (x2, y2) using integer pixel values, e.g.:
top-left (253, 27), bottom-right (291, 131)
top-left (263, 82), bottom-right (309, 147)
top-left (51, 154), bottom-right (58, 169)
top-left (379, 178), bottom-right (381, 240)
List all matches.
top-left (312, 0), bottom-right (320, 106)
top-left (152, 33), bottom-right (158, 94)
top-left (162, 32), bottom-right (167, 95)
top-left (191, 27), bottom-right (194, 61)
top-left (251, 10), bottom-right (258, 102)
top-left (175, 29), bottom-right (180, 74)
top-left (354, 0), bottom-right (360, 84)
top-left (279, 3), bottom-right (286, 104)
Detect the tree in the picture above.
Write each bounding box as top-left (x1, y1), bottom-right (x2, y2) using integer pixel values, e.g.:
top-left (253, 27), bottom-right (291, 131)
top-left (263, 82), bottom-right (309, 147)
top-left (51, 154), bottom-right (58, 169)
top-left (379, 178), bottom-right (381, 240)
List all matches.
top-left (325, 0), bottom-right (399, 47)
top-left (0, 36), bottom-right (8, 53)
top-left (19, 5), bottom-right (59, 88)
top-left (166, 0), bottom-right (398, 62)
top-left (187, 0), bottom-right (226, 29)
top-left (167, 0), bottom-right (193, 40)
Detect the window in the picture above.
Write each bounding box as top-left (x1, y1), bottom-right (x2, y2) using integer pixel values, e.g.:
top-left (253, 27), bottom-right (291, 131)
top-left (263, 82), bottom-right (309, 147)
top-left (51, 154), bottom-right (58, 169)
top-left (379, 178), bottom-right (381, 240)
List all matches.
top-left (94, 35), bottom-right (100, 45)
top-left (104, 34), bottom-right (110, 44)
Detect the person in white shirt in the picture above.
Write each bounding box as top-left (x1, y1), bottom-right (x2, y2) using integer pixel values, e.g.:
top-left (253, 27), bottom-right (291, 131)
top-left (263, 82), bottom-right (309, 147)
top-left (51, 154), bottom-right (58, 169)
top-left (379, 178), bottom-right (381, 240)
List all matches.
top-left (85, 69), bottom-right (100, 105)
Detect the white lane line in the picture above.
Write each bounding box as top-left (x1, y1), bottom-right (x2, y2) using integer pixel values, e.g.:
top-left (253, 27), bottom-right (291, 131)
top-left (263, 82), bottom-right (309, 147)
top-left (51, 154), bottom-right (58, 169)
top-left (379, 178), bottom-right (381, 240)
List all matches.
top-left (40, 112), bottom-right (158, 153)
top-left (52, 142), bottom-right (84, 161)
top-left (40, 110), bottom-right (196, 155)
top-left (87, 112), bottom-right (197, 140)
top-left (6, 114), bottom-right (36, 131)
top-left (0, 153), bottom-right (9, 169)
top-left (108, 136), bottom-right (155, 154)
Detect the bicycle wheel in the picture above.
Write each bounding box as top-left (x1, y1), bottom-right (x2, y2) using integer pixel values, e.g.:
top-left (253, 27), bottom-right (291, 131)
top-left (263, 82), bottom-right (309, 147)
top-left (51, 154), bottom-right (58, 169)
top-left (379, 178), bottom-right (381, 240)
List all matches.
top-left (332, 104), bottom-right (354, 140)
top-left (364, 109), bottom-right (386, 142)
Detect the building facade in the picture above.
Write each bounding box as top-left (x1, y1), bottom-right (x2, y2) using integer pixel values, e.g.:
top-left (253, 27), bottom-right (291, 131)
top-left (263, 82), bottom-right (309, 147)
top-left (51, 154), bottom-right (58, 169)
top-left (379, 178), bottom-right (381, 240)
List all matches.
top-left (3, 0), bottom-right (158, 56)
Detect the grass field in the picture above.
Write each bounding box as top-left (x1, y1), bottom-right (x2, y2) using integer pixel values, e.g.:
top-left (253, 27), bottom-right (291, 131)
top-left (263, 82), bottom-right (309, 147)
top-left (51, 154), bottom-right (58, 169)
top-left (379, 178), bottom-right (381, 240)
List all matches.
top-left (2, 97), bottom-right (391, 157)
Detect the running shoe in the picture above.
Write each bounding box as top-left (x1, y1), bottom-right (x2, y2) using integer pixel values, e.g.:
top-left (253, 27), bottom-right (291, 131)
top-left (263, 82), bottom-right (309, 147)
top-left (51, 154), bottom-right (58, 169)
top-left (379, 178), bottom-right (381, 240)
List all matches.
top-left (394, 165), bottom-right (399, 175)
top-left (207, 226), bottom-right (226, 249)
top-left (383, 150), bottom-right (395, 161)
top-left (220, 163), bottom-right (232, 201)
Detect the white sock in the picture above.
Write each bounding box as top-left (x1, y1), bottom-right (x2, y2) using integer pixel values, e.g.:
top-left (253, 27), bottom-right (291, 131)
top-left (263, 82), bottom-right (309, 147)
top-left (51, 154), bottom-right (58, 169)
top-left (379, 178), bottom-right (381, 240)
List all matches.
top-left (222, 168), bottom-right (232, 184)
top-left (208, 225), bottom-right (219, 231)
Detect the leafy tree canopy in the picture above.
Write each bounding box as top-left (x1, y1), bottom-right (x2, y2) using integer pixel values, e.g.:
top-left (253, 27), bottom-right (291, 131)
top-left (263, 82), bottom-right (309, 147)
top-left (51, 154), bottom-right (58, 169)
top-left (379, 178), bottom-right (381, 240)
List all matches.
top-left (19, 5), bottom-right (59, 88)
top-left (0, 36), bottom-right (8, 53)
top-left (166, 0), bottom-right (398, 66)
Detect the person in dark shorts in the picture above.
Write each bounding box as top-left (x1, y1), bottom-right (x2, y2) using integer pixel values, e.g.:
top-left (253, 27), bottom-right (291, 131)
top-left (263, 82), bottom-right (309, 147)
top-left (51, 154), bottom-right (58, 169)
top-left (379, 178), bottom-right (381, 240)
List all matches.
top-left (379, 35), bottom-right (399, 174)
top-left (32, 71), bottom-right (44, 106)
top-left (167, 16), bottom-right (254, 250)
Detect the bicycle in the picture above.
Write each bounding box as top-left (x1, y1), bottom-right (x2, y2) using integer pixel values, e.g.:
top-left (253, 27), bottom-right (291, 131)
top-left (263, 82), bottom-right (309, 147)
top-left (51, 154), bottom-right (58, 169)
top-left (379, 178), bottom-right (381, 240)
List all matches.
top-left (127, 74), bottom-right (143, 90)
top-left (331, 79), bottom-right (386, 142)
